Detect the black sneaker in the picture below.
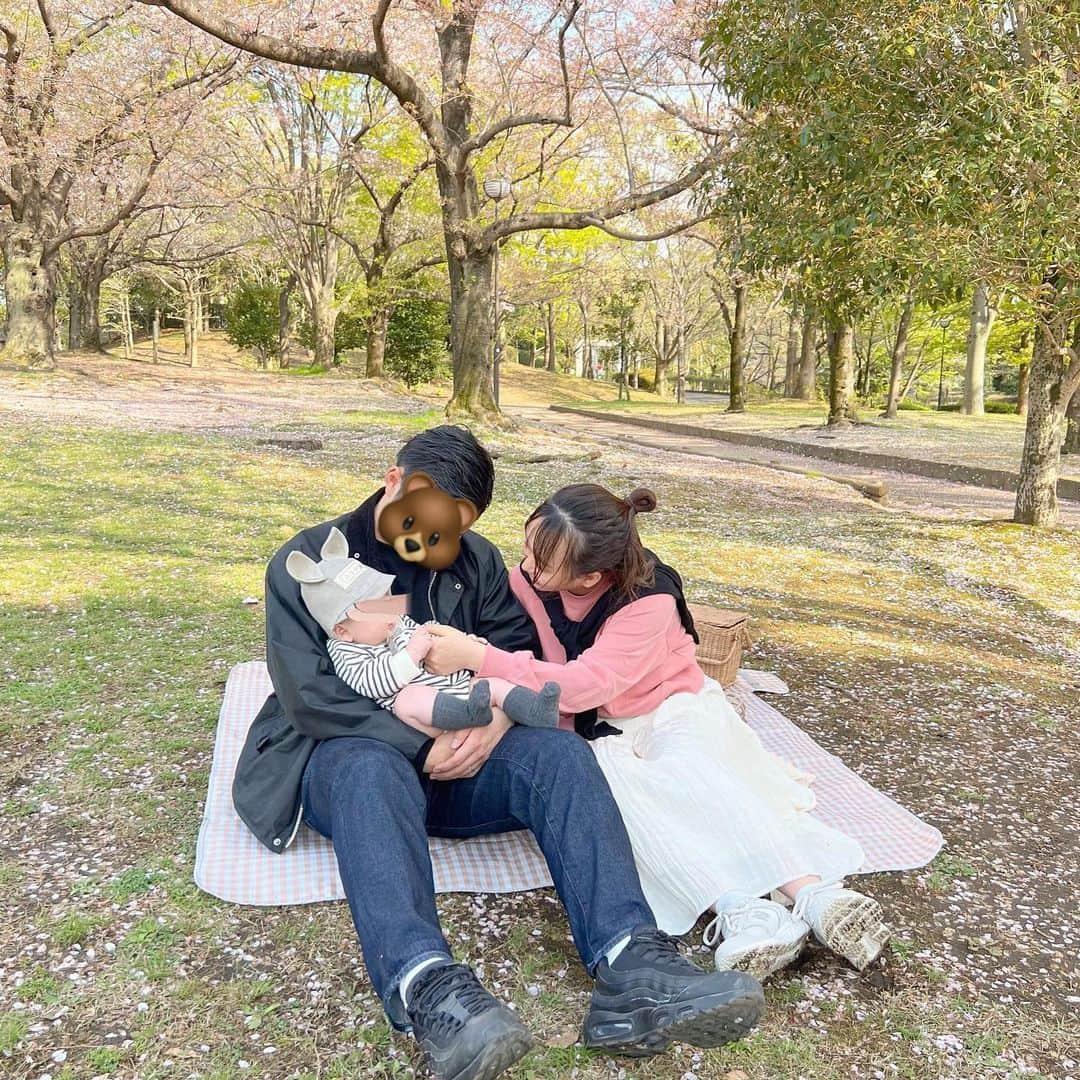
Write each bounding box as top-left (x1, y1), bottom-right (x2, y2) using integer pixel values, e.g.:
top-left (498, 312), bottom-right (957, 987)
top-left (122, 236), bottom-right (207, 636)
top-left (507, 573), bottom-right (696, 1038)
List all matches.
top-left (406, 962), bottom-right (534, 1080)
top-left (583, 926), bottom-right (765, 1057)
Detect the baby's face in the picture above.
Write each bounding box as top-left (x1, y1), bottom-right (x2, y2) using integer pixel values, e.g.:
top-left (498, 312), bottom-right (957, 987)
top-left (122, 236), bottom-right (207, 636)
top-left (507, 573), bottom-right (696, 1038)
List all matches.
top-left (333, 606), bottom-right (399, 645)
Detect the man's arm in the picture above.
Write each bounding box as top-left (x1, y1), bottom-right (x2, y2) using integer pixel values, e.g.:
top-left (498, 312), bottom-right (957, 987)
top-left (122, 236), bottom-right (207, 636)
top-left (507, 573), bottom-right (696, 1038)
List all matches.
top-left (471, 548), bottom-right (542, 656)
top-left (264, 543), bottom-right (429, 758)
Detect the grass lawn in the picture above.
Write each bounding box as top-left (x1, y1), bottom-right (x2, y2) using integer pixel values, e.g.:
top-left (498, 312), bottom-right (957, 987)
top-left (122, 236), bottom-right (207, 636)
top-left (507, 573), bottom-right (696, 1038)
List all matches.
top-left (1, 359), bottom-right (1078, 1080)
top-left (566, 397), bottom-right (1080, 481)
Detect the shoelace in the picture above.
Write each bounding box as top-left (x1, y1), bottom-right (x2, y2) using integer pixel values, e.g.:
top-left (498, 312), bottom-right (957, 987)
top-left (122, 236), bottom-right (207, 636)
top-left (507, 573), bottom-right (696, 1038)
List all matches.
top-left (407, 963), bottom-right (493, 1037)
top-left (625, 927), bottom-right (700, 972)
top-left (790, 878), bottom-right (842, 924)
top-left (702, 899), bottom-right (766, 948)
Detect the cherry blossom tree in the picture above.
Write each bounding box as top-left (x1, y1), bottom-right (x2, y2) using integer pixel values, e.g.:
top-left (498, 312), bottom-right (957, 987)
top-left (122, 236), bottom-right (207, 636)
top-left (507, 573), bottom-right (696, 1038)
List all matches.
top-left (139, 0), bottom-right (731, 420)
top-left (0, 2), bottom-right (235, 368)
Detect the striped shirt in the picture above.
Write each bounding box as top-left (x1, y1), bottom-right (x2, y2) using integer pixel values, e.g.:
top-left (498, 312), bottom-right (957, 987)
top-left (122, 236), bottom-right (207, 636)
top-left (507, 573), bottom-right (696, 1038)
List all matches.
top-left (327, 615), bottom-right (472, 710)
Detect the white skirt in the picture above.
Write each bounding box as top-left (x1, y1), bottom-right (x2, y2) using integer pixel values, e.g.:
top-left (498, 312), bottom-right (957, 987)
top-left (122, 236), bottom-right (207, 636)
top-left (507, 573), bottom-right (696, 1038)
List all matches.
top-left (590, 677), bottom-right (866, 935)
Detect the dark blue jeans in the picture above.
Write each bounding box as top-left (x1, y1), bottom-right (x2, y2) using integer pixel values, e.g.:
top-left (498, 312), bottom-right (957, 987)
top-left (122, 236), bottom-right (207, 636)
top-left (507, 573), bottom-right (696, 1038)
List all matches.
top-left (300, 725), bottom-right (654, 1027)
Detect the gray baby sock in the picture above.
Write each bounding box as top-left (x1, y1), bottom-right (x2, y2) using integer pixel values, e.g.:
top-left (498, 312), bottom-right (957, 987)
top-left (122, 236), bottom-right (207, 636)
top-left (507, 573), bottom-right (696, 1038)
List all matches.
top-left (431, 680), bottom-right (493, 730)
top-left (501, 682), bottom-right (561, 728)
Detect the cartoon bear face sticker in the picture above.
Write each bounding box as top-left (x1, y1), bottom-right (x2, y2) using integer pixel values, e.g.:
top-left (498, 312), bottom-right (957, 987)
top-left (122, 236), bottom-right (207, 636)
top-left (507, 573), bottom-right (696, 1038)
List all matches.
top-left (379, 471), bottom-right (478, 570)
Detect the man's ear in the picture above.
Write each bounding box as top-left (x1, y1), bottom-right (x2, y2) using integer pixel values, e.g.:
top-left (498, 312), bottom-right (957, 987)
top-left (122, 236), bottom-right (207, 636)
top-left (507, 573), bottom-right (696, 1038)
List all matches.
top-left (383, 465), bottom-right (404, 498)
top-left (456, 497), bottom-right (479, 534)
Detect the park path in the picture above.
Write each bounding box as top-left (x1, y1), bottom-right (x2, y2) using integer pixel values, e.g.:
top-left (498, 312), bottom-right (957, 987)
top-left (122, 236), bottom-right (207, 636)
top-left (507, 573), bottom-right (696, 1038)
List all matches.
top-left (508, 405), bottom-right (1080, 528)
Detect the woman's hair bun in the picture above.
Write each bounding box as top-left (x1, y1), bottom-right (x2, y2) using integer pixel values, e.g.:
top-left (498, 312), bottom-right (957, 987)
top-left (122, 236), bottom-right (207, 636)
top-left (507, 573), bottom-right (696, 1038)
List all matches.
top-left (625, 487), bottom-right (657, 514)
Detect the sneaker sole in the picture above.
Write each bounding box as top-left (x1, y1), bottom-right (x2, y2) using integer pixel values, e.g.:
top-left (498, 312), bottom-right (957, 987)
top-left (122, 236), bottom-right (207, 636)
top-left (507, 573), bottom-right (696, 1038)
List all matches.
top-left (816, 895), bottom-right (890, 970)
top-left (423, 1015), bottom-right (534, 1080)
top-left (715, 928), bottom-right (809, 981)
top-left (447, 1029), bottom-right (534, 1080)
top-left (583, 987), bottom-right (765, 1058)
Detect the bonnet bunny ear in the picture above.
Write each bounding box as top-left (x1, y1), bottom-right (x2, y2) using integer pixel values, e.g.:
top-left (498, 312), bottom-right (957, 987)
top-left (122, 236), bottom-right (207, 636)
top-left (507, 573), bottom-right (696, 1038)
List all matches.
top-left (320, 526), bottom-right (350, 561)
top-left (286, 549), bottom-right (325, 584)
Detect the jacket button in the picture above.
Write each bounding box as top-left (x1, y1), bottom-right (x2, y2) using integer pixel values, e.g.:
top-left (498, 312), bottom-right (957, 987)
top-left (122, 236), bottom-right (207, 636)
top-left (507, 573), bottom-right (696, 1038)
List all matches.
top-left (454, 582), bottom-right (461, 590)
top-left (273, 837), bottom-right (282, 847)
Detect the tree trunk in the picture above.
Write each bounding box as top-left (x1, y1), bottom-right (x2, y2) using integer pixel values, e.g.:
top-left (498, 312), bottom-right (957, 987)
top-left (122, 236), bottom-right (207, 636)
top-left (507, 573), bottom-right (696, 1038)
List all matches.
top-left (182, 289), bottom-right (194, 365)
top-left (579, 299), bottom-right (592, 379)
top-left (882, 293), bottom-right (915, 419)
top-left (1, 226), bottom-right (58, 369)
top-left (962, 281), bottom-right (995, 415)
top-left (676, 325), bottom-right (687, 405)
top-left (1063, 390), bottom-right (1080, 456)
top-left (826, 317), bottom-right (858, 426)
top-left (67, 277), bottom-right (84, 352)
top-left (151, 307), bottom-right (160, 364)
top-left (277, 274), bottom-right (295, 369)
top-left (121, 289), bottom-right (133, 359)
top-left (445, 252), bottom-right (499, 421)
top-left (1016, 328), bottom-right (1031, 416)
top-left (784, 314), bottom-right (799, 396)
top-left (1014, 298), bottom-right (1080, 525)
top-left (366, 305), bottom-right (390, 378)
top-left (311, 287), bottom-right (337, 369)
top-left (796, 308), bottom-right (817, 400)
top-left (654, 318), bottom-right (671, 398)
top-left (545, 301), bottom-right (556, 372)
top-left (726, 282), bottom-right (749, 412)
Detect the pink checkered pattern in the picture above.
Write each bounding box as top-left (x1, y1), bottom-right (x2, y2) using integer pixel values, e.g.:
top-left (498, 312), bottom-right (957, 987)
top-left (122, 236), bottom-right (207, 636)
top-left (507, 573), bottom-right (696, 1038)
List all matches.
top-left (194, 662), bottom-right (943, 906)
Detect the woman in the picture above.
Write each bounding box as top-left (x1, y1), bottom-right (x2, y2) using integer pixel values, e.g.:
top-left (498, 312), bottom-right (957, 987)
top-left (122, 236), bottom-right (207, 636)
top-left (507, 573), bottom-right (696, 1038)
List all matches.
top-left (427, 484), bottom-right (890, 979)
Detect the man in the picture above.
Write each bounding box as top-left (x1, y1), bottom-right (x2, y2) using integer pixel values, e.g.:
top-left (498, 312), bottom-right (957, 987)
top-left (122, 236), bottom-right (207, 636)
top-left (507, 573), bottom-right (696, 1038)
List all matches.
top-left (233, 425), bottom-right (764, 1080)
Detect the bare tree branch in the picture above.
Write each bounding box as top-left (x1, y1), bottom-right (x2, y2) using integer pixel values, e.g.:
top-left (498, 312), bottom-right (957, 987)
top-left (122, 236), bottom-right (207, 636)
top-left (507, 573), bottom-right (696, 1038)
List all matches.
top-left (484, 140), bottom-right (727, 246)
top-left (591, 214), bottom-right (708, 242)
top-left (139, 0), bottom-right (450, 155)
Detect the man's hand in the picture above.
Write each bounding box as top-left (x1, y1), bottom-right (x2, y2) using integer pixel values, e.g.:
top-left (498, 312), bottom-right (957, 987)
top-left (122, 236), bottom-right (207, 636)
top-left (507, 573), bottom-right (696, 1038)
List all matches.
top-left (428, 709), bottom-right (513, 780)
top-left (425, 624), bottom-right (486, 675)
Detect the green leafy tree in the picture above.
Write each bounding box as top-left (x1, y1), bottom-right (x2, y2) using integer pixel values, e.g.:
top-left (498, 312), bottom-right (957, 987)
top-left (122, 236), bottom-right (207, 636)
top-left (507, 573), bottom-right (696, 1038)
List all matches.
top-left (702, 0), bottom-right (1079, 523)
top-left (384, 294), bottom-right (449, 387)
top-left (224, 282), bottom-right (281, 368)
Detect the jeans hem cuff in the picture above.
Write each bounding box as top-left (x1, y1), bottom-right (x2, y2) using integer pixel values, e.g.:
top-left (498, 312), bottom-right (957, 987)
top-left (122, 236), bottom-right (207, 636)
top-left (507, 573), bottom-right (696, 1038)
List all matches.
top-left (383, 950), bottom-right (454, 1032)
top-left (588, 925), bottom-right (648, 977)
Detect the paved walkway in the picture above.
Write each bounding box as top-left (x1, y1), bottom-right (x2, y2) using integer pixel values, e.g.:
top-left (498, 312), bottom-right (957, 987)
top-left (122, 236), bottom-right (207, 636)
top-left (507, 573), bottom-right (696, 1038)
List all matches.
top-left (510, 405), bottom-right (1080, 528)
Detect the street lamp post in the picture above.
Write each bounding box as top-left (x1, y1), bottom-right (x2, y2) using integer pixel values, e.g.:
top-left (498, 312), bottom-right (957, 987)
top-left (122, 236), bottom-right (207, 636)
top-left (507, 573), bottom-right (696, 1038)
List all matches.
top-left (483, 177), bottom-right (512, 406)
top-left (937, 316), bottom-right (952, 410)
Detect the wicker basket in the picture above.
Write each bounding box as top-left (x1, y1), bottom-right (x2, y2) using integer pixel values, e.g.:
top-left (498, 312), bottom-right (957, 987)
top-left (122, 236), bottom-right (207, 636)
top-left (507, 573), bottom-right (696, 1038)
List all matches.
top-left (688, 604), bottom-right (752, 688)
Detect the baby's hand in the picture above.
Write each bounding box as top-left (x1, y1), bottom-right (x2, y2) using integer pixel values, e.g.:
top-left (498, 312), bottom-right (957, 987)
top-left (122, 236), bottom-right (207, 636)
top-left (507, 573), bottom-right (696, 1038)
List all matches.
top-left (406, 625), bottom-right (435, 663)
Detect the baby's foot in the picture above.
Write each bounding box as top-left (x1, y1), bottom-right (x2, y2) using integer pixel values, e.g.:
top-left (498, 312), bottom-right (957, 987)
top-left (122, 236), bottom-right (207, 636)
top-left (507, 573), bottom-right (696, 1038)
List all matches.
top-left (468, 679), bottom-right (493, 726)
top-left (501, 682), bottom-right (561, 728)
top-left (431, 681), bottom-right (492, 730)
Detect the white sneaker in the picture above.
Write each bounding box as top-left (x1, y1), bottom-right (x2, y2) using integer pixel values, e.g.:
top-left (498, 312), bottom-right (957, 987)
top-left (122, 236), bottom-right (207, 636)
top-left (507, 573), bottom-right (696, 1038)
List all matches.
top-left (704, 895), bottom-right (810, 980)
top-left (792, 883), bottom-right (890, 970)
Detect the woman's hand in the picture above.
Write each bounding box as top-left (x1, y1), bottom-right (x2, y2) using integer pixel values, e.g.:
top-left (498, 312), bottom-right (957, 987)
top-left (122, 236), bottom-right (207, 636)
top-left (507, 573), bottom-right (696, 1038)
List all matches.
top-left (428, 709), bottom-right (513, 780)
top-left (424, 624), bottom-right (487, 675)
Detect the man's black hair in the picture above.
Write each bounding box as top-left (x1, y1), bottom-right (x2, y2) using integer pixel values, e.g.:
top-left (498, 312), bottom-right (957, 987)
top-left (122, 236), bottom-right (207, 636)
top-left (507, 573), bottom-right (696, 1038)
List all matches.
top-left (396, 424), bottom-right (495, 515)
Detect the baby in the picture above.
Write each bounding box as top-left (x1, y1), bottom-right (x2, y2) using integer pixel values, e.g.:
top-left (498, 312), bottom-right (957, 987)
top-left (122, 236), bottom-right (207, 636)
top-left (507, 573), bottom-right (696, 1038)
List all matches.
top-left (287, 527), bottom-right (560, 758)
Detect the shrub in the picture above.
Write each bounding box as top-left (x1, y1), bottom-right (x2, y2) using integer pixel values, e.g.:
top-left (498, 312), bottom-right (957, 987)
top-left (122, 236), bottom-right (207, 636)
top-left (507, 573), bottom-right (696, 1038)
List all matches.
top-left (385, 296), bottom-right (449, 386)
top-left (898, 398), bottom-right (932, 411)
top-left (223, 282), bottom-right (280, 367)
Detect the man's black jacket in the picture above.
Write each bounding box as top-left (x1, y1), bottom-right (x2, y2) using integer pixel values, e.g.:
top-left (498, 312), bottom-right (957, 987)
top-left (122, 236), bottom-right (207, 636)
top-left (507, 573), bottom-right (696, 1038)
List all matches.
top-left (232, 489), bottom-right (542, 853)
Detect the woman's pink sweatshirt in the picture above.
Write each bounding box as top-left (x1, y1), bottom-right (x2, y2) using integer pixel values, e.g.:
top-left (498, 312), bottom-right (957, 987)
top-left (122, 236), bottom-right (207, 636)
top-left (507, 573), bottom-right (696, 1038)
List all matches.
top-left (476, 565), bottom-right (704, 726)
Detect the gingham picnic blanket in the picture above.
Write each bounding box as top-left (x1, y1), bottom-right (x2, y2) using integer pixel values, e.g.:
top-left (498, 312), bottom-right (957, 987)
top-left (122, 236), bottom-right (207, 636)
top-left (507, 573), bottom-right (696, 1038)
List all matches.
top-left (194, 662), bottom-right (943, 906)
